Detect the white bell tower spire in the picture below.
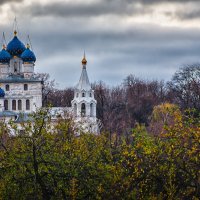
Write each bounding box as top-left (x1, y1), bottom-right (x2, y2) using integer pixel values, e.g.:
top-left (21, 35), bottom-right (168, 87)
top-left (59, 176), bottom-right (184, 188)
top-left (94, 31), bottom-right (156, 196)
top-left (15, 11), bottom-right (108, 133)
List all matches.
top-left (71, 53), bottom-right (98, 133)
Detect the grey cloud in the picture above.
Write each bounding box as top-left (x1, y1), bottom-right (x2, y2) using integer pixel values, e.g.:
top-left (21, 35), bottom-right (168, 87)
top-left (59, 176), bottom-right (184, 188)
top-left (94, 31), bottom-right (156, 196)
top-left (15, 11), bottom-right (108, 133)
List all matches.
top-left (18, 0), bottom-right (200, 22)
top-left (9, 0), bottom-right (200, 23)
top-left (176, 8), bottom-right (200, 20)
top-left (28, 25), bottom-right (200, 87)
top-left (0, 0), bottom-right (22, 5)
top-left (29, 1), bottom-right (148, 18)
top-left (1, 1), bottom-right (200, 88)
top-left (136, 0), bottom-right (199, 3)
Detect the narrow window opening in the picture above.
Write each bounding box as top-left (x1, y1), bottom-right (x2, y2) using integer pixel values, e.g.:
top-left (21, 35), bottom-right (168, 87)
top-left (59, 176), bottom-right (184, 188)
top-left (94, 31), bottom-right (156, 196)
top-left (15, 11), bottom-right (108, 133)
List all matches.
top-left (90, 103), bottom-right (94, 117)
top-left (24, 84), bottom-right (28, 91)
top-left (26, 99), bottom-right (30, 110)
top-left (4, 100), bottom-right (8, 110)
top-left (5, 84), bottom-right (9, 91)
top-left (81, 103), bottom-right (86, 116)
top-left (18, 100), bottom-right (22, 110)
top-left (12, 100), bottom-right (16, 110)
top-left (14, 62), bottom-right (18, 73)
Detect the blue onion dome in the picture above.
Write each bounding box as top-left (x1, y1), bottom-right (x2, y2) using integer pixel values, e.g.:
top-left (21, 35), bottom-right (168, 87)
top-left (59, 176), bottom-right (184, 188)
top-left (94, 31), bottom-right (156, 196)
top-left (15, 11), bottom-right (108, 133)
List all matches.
top-left (0, 44), bottom-right (11, 63)
top-left (21, 43), bottom-right (36, 63)
top-left (7, 30), bottom-right (26, 56)
top-left (0, 87), bottom-right (5, 98)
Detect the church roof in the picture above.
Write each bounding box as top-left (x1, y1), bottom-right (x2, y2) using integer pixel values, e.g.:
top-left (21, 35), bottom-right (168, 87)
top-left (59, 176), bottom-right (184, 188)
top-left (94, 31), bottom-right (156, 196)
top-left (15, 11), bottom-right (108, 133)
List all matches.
top-left (7, 31), bottom-right (26, 56)
top-left (0, 74), bottom-right (42, 83)
top-left (0, 110), bottom-right (16, 117)
top-left (21, 44), bottom-right (36, 63)
top-left (0, 45), bottom-right (11, 63)
top-left (76, 63), bottom-right (91, 91)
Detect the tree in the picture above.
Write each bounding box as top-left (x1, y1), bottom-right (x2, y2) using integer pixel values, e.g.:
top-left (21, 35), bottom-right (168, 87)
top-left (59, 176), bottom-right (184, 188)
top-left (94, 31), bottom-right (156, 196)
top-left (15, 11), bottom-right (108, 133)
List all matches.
top-left (0, 107), bottom-right (199, 199)
top-left (168, 64), bottom-right (200, 111)
top-left (149, 103), bottom-right (182, 135)
top-left (124, 75), bottom-right (167, 125)
top-left (0, 108), bottom-right (117, 199)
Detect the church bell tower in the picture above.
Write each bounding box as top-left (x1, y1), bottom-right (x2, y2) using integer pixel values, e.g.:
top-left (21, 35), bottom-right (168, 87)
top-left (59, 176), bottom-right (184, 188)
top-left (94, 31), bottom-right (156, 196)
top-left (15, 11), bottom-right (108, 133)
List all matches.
top-left (71, 53), bottom-right (97, 127)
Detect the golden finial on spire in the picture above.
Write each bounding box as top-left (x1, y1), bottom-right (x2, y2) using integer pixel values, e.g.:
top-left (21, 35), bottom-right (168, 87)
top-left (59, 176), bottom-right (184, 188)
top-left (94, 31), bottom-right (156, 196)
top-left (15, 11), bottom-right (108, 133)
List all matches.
top-left (82, 51), bottom-right (87, 65)
top-left (14, 30), bottom-right (17, 36)
top-left (26, 43), bottom-right (30, 49)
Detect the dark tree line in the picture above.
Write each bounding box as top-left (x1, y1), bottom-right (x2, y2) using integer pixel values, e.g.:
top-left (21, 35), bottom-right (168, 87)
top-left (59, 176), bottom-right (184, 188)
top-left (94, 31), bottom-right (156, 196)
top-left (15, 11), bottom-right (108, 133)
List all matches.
top-left (42, 64), bottom-right (200, 134)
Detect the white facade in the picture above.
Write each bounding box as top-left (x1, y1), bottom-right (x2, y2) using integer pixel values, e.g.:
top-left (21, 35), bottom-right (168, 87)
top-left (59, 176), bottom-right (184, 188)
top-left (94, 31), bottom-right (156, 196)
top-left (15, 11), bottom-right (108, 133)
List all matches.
top-left (2, 81), bottom-right (42, 113)
top-left (0, 31), bottom-right (42, 117)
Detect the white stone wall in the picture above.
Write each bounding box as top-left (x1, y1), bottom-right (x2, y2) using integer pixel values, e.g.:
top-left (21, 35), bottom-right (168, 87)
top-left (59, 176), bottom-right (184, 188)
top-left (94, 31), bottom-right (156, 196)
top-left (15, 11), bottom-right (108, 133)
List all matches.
top-left (2, 82), bottom-right (42, 113)
top-left (9, 57), bottom-right (23, 74)
top-left (0, 64), bottom-right (9, 78)
top-left (23, 63), bottom-right (34, 78)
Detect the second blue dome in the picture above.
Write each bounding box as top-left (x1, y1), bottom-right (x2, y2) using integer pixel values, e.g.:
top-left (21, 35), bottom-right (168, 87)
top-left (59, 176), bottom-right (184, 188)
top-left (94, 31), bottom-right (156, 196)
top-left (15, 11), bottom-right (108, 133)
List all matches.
top-left (21, 44), bottom-right (36, 63)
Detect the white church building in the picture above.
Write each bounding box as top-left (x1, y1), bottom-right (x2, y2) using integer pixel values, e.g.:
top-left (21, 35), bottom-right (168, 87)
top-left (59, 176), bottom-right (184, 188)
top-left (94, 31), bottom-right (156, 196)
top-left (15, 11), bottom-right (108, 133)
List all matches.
top-left (0, 30), bottom-right (98, 133)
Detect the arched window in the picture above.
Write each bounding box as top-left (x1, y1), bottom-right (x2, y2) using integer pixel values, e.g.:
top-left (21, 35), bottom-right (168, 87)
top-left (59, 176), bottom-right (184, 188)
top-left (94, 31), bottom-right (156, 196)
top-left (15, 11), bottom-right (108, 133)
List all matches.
top-left (26, 99), bottom-right (30, 110)
top-left (24, 84), bottom-right (28, 91)
top-left (90, 93), bottom-right (92, 97)
top-left (18, 100), bottom-right (22, 110)
top-left (81, 103), bottom-right (86, 116)
top-left (4, 100), bottom-right (8, 110)
top-left (90, 103), bottom-right (94, 117)
top-left (14, 62), bottom-right (18, 73)
top-left (12, 100), bottom-right (16, 110)
top-left (74, 103), bottom-right (77, 117)
top-left (76, 93), bottom-right (78, 98)
top-left (5, 84), bottom-right (9, 91)
top-left (82, 93), bottom-right (85, 97)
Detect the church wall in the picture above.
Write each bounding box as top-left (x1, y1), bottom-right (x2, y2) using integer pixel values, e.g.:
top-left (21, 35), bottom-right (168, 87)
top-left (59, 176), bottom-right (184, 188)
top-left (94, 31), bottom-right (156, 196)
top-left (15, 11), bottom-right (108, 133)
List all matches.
top-left (0, 64), bottom-right (9, 78)
top-left (2, 82), bottom-right (42, 112)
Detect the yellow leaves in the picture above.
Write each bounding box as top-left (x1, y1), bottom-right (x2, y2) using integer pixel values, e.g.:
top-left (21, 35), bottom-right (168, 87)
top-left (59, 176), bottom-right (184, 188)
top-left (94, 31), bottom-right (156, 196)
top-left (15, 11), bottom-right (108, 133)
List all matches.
top-left (0, 107), bottom-right (200, 199)
top-left (97, 183), bottom-right (104, 195)
top-left (152, 103), bottom-right (181, 123)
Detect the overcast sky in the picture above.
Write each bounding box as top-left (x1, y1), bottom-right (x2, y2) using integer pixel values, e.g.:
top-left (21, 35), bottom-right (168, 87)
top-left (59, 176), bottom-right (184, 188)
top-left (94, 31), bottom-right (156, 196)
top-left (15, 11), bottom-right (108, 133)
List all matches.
top-left (0, 0), bottom-right (200, 88)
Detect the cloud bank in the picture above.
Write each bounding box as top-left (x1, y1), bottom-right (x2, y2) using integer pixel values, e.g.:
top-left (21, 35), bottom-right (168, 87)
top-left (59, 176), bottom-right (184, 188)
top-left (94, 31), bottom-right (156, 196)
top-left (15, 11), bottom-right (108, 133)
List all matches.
top-left (0, 0), bottom-right (200, 88)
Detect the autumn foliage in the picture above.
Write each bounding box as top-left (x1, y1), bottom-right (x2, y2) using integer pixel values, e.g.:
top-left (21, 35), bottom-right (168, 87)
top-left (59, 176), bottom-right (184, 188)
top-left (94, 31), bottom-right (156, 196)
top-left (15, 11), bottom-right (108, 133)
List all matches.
top-left (0, 106), bottom-right (199, 200)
